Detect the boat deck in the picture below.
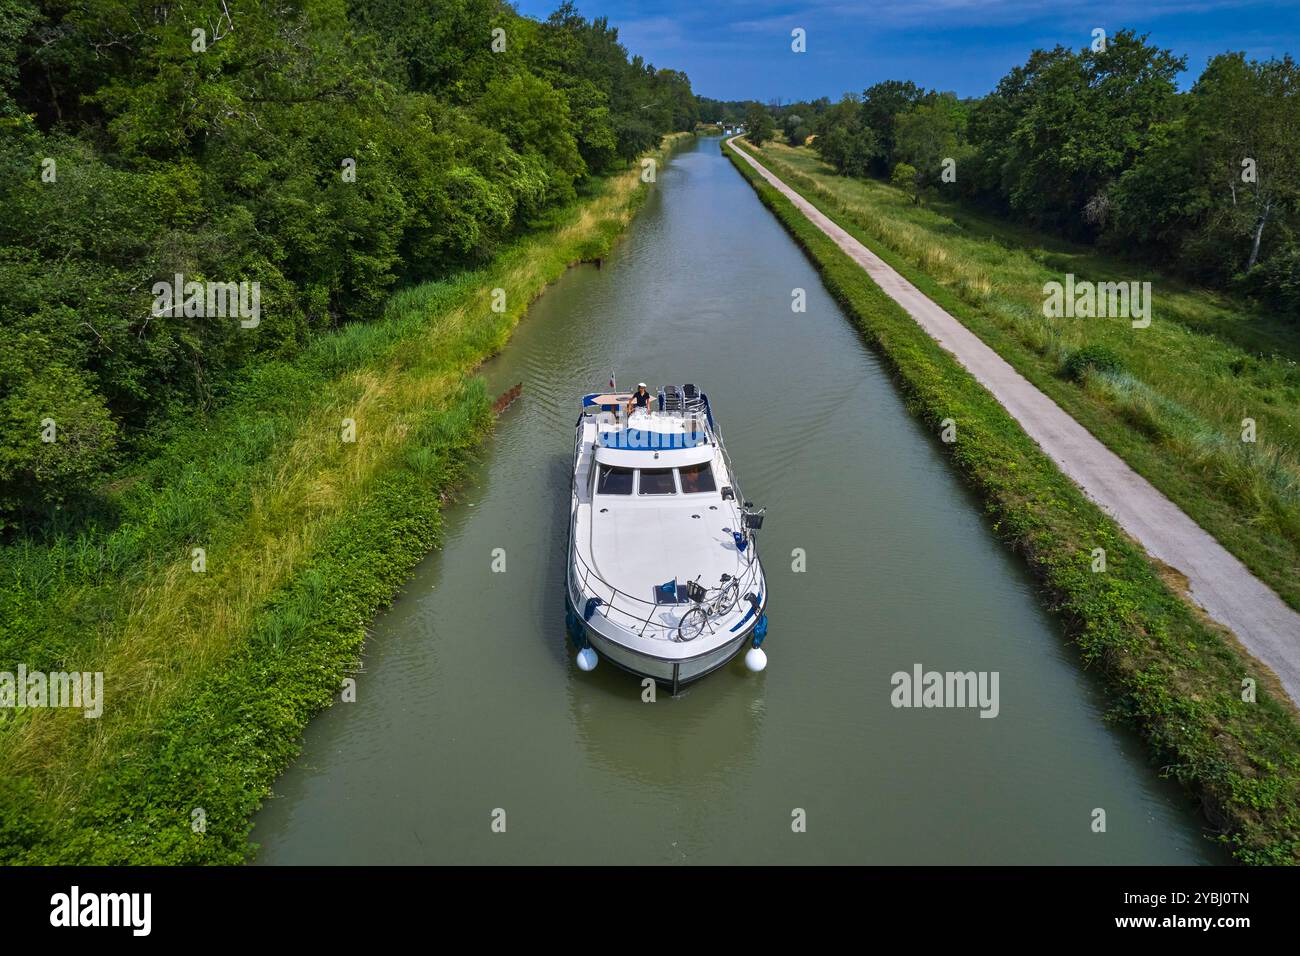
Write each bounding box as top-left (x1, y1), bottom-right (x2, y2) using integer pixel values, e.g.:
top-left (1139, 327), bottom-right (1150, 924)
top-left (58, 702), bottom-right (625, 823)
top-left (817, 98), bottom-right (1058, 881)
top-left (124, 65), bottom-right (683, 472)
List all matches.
top-left (570, 409), bottom-right (762, 650)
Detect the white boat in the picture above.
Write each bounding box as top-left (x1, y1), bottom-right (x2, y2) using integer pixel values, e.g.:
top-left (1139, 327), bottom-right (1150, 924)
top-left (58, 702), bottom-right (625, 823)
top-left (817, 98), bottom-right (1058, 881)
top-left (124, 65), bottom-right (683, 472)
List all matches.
top-left (566, 384), bottom-right (769, 693)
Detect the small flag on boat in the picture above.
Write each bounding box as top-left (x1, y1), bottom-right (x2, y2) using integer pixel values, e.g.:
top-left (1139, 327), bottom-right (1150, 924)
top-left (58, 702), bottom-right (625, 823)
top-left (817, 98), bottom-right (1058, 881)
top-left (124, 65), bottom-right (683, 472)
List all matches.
top-left (609, 372), bottom-right (616, 389)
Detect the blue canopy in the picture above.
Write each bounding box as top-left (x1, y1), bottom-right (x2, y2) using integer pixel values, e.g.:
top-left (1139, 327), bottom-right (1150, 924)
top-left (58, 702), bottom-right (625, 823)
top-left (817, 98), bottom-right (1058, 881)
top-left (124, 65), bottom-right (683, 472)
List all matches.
top-left (599, 427), bottom-right (707, 450)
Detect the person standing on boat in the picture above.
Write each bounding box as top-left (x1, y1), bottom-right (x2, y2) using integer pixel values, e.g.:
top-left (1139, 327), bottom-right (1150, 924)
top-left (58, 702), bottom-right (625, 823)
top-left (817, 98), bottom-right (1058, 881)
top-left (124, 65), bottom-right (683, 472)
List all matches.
top-left (626, 383), bottom-right (653, 419)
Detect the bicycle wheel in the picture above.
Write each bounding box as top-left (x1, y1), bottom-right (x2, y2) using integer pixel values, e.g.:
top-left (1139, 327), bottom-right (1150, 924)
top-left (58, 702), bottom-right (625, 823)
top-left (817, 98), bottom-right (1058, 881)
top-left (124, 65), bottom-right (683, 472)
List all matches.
top-left (676, 606), bottom-right (709, 642)
top-left (714, 581), bottom-right (739, 615)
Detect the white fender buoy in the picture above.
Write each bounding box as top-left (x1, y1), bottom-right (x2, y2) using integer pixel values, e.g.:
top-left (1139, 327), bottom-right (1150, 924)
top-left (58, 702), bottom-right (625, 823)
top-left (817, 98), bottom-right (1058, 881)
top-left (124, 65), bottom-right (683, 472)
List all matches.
top-left (576, 647), bottom-right (598, 672)
top-left (744, 647), bottom-right (767, 673)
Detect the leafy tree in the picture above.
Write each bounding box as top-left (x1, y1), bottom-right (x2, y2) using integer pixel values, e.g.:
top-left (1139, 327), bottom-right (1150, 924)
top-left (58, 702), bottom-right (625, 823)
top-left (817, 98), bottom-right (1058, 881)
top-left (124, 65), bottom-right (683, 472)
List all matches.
top-left (1192, 53), bottom-right (1300, 270)
top-left (814, 95), bottom-right (878, 176)
top-left (477, 71), bottom-right (585, 208)
top-left (1106, 52), bottom-right (1300, 299)
top-left (860, 80), bottom-right (927, 174)
top-left (893, 93), bottom-right (966, 198)
top-left (966, 31), bottom-right (1185, 235)
top-left (745, 102), bottom-right (775, 145)
top-left (0, 0), bottom-right (36, 117)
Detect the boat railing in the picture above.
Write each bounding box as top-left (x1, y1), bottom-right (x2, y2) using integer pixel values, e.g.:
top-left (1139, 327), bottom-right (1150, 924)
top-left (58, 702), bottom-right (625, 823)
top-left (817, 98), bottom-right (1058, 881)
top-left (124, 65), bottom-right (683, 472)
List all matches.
top-left (569, 527), bottom-right (764, 641)
top-left (707, 416), bottom-right (747, 511)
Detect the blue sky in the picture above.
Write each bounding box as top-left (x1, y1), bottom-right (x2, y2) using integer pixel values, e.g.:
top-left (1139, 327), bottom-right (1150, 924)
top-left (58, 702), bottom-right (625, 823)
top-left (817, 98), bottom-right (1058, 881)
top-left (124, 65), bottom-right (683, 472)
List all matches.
top-left (511, 0), bottom-right (1299, 102)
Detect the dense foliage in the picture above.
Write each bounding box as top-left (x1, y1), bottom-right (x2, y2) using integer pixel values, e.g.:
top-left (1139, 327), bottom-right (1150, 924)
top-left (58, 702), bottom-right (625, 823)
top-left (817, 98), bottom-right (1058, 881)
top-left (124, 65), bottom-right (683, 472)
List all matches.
top-left (696, 96), bottom-right (751, 126)
top-left (0, 0), bottom-right (697, 523)
top-left (789, 31), bottom-right (1299, 319)
top-left (0, 130), bottom-right (685, 863)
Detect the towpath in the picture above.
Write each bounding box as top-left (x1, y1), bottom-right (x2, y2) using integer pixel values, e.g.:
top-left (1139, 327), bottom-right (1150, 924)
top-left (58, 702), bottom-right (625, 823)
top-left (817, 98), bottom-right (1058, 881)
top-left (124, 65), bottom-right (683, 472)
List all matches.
top-left (727, 136), bottom-right (1300, 706)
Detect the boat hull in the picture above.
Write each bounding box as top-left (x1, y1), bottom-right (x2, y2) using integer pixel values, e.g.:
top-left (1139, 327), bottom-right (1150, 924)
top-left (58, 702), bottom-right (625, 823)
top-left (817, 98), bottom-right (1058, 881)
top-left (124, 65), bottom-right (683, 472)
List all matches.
top-left (565, 591), bottom-right (759, 694)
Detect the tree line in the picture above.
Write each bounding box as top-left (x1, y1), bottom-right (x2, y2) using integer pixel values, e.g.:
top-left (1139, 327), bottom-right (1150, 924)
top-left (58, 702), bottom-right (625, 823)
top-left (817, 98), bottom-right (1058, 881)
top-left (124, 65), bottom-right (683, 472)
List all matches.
top-left (0, 0), bottom-right (699, 524)
top-left (762, 30), bottom-right (1298, 319)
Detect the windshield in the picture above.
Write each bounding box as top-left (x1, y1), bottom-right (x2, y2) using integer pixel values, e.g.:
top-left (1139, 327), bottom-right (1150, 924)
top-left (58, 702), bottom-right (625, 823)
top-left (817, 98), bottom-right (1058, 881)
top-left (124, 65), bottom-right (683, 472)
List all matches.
top-left (638, 468), bottom-right (677, 495)
top-left (596, 465), bottom-right (633, 495)
top-left (678, 462), bottom-right (717, 493)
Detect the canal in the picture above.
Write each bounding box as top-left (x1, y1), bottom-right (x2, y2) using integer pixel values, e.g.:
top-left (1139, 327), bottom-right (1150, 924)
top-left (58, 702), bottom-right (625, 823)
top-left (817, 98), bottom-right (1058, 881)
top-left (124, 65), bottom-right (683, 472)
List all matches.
top-left (252, 135), bottom-right (1221, 864)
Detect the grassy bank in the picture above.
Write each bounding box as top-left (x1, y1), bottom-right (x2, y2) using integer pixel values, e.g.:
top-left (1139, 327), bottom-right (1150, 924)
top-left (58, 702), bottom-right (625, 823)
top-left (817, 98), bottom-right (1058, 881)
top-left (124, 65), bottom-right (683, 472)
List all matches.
top-left (726, 139), bottom-right (1300, 864)
top-left (737, 141), bottom-right (1300, 614)
top-left (0, 133), bottom-right (690, 864)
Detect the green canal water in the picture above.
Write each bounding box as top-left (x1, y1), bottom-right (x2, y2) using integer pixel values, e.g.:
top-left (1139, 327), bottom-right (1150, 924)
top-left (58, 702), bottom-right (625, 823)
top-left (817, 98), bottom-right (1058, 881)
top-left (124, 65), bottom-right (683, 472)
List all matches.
top-left (251, 136), bottom-right (1223, 864)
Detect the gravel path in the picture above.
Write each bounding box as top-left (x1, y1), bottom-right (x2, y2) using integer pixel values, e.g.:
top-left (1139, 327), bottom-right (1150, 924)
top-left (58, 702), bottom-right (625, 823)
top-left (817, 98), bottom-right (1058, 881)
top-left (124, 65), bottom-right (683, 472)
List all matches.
top-left (728, 137), bottom-right (1300, 706)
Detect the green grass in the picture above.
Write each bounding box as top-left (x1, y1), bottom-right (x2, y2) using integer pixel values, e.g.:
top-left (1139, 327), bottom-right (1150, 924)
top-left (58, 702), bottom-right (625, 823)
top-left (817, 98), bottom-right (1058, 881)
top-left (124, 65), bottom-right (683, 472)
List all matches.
top-left (727, 139), bottom-right (1300, 864)
top-left (0, 133), bottom-right (690, 864)
top-left (742, 139), bottom-right (1300, 613)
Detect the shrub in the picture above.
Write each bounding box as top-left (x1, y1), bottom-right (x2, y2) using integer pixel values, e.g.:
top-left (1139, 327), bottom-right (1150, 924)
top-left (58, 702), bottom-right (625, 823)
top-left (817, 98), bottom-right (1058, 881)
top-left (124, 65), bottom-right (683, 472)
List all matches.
top-left (0, 362), bottom-right (117, 525)
top-left (890, 162), bottom-right (919, 203)
top-left (1239, 246), bottom-right (1300, 320)
top-left (1062, 344), bottom-right (1125, 382)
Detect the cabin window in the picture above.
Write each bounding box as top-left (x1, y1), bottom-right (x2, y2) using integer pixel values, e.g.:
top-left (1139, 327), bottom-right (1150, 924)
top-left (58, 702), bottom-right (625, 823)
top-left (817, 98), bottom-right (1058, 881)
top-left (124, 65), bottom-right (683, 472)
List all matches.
top-left (596, 465), bottom-right (634, 495)
top-left (638, 468), bottom-right (677, 495)
top-left (678, 462), bottom-right (717, 493)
